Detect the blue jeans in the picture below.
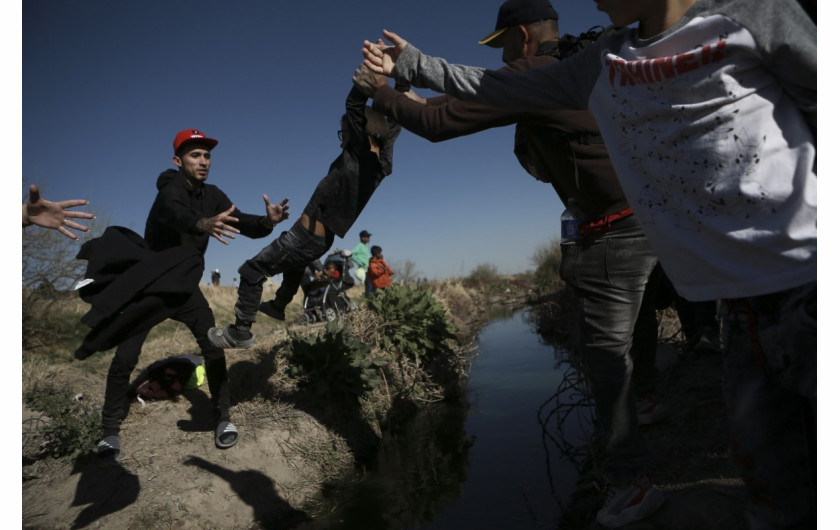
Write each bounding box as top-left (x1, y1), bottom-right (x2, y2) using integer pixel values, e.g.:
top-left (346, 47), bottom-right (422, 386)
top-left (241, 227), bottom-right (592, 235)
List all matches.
top-left (721, 281), bottom-right (816, 529)
top-left (235, 221), bottom-right (334, 325)
top-left (560, 224), bottom-right (659, 485)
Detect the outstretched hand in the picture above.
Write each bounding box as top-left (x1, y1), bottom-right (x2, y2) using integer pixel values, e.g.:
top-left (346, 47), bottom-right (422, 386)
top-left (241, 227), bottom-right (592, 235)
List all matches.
top-left (353, 62), bottom-right (388, 98)
top-left (362, 30), bottom-right (408, 77)
top-left (263, 194), bottom-right (290, 226)
top-left (22, 184), bottom-right (96, 240)
top-left (197, 204), bottom-right (240, 245)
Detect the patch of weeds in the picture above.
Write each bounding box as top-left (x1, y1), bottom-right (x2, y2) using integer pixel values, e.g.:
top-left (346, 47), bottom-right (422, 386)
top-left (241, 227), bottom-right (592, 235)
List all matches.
top-left (367, 285), bottom-right (457, 367)
top-left (24, 383), bottom-right (102, 459)
top-left (285, 320), bottom-right (388, 400)
top-left (487, 278), bottom-right (511, 294)
top-left (464, 263), bottom-right (500, 287)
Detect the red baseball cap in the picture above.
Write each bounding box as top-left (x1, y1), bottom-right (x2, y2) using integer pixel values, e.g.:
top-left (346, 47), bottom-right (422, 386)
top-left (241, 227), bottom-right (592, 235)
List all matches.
top-left (173, 129), bottom-right (218, 155)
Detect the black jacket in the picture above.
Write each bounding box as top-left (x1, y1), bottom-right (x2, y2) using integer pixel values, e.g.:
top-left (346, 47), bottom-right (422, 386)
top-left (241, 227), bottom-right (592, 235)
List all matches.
top-left (302, 86), bottom-right (401, 238)
top-left (145, 169), bottom-right (272, 256)
top-left (74, 226), bottom-right (203, 356)
top-left (74, 170), bottom-right (275, 356)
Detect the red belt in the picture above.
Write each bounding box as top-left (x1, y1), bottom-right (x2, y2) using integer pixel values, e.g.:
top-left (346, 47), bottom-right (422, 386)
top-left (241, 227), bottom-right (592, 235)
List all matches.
top-left (578, 207), bottom-right (634, 235)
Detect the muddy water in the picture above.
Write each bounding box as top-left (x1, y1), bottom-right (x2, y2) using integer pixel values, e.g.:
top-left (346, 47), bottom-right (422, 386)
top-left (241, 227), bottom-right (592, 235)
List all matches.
top-left (311, 310), bottom-right (592, 529)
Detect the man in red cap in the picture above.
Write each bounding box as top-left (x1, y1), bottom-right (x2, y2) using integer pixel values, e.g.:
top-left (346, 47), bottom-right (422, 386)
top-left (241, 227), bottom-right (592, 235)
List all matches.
top-left (95, 129), bottom-right (289, 460)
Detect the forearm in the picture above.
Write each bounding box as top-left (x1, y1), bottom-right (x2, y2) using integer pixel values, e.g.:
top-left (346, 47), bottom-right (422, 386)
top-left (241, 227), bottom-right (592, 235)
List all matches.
top-left (373, 83), bottom-right (517, 143)
top-left (345, 85), bottom-right (369, 144)
top-left (394, 43), bottom-right (586, 112)
top-left (231, 210), bottom-right (273, 239)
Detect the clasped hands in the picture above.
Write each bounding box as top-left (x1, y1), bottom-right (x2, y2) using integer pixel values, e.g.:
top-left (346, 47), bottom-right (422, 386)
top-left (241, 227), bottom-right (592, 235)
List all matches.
top-left (356, 31), bottom-right (426, 103)
top-left (361, 30), bottom-right (409, 78)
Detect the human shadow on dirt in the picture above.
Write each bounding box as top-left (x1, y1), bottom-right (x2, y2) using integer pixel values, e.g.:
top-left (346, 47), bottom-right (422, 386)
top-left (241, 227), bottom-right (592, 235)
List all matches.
top-left (227, 350), bottom-right (281, 402)
top-left (175, 351), bottom-right (279, 433)
top-left (185, 456), bottom-right (311, 527)
top-left (175, 386), bottom-right (216, 432)
top-left (69, 455), bottom-right (140, 529)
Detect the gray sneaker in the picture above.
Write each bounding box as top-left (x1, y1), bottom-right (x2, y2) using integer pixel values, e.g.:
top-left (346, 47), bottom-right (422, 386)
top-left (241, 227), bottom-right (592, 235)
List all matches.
top-left (207, 325), bottom-right (255, 349)
top-left (97, 435), bottom-right (122, 460)
top-left (215, 420), bottom-right (239, 449)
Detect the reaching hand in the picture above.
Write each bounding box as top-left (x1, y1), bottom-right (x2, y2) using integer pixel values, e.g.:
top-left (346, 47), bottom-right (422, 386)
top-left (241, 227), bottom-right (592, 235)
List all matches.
top-left (22, 184), bottom-right (96, 240)
top-left (196, 204), bottom-right (240, 245)
top-left (353, 63), bottom-right (388, 98)
top-left (263, 194), bottom-right (290, 226)
top-left (362, 30), bottom-right (408, 77)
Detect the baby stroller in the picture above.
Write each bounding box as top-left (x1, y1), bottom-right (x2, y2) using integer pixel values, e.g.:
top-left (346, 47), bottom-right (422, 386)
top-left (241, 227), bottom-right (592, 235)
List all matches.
top-left (299, 250), bottom-right (359, 324)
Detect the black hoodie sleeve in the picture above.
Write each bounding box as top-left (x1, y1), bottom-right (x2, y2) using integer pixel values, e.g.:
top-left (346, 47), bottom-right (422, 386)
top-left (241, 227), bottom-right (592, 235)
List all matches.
top-left (207, 185), bottom-right (273, 240)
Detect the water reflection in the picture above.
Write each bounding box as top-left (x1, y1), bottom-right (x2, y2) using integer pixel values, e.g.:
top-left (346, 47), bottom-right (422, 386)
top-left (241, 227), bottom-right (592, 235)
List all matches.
top-left (305, 398), bottom-right (473, 529)
top-left (305, 310), bottom-right (592, 529)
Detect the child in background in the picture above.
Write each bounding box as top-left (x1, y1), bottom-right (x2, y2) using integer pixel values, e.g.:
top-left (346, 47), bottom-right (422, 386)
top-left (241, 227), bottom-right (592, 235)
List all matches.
top-left (367, 245), bottom-right (393, 291)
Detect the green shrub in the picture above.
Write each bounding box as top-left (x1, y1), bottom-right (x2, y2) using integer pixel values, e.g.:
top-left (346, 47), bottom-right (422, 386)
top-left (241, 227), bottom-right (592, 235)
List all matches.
top-left (465, 263), bottom-right (500, 286)
top-left (24, 383), bottom-right (102, 459)
top-left (531, 237), bottom-right (563, 294)
top-left (285, 320), bottom-right (388, 400)
top-left (367, 285), bottom-right (457, 367)
top-left (487, 278), bottom-right (511, 294)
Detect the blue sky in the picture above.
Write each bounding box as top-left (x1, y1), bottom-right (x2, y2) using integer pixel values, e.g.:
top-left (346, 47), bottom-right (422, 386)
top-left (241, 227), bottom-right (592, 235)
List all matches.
top-left (21, 0), bottom-right (611, 283)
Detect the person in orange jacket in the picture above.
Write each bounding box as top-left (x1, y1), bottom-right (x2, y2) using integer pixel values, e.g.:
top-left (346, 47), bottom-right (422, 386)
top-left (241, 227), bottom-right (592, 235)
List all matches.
top-left (367, 245), bottom-right (393, 291)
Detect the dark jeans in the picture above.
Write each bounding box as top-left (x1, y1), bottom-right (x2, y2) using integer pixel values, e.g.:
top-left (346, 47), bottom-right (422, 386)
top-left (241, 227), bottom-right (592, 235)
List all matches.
top-left (364, 274), bottom-right (374, 296)
top-left (101, 288), bottom-right (230, 436)
top-left (631, 263), bottom-right (665, 397)
top-left (721, 281), bottom-right (816, 528)
top-left (235, 221), bottom-right (334, 325)
top-left (560, 224), bottom-right (659, 485)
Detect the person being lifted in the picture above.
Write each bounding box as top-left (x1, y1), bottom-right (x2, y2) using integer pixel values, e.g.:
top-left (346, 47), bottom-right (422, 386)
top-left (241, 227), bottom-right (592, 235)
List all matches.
top-left (208, 77), bottom-right (401, 348)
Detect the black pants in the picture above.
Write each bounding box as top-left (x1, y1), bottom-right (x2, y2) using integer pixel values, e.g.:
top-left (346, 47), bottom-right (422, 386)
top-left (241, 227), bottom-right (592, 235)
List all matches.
top-left (101, 288), bottom-right (230, 436)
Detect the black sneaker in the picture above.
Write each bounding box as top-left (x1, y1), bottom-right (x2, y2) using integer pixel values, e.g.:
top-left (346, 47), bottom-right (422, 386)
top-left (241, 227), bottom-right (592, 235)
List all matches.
top-left (258, 301), bottom-right (286, 321)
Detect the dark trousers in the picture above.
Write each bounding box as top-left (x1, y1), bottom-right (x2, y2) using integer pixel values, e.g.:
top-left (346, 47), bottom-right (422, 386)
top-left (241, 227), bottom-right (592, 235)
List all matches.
top-left (630, 263), bottom-right (664, 397)
top-left (560, 224), bottom-right (659, 485)
top-left (101, 288), bottom-right (230, 436)
top-left (722, 281), bottom-right (816, 528)
top-left (235, 221), bottom-right (334, 325)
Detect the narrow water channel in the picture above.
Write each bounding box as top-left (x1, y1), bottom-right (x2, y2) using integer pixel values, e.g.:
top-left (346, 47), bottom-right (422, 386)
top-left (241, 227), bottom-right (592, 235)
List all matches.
top-left (310, 310), bottom-right (591, 529)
